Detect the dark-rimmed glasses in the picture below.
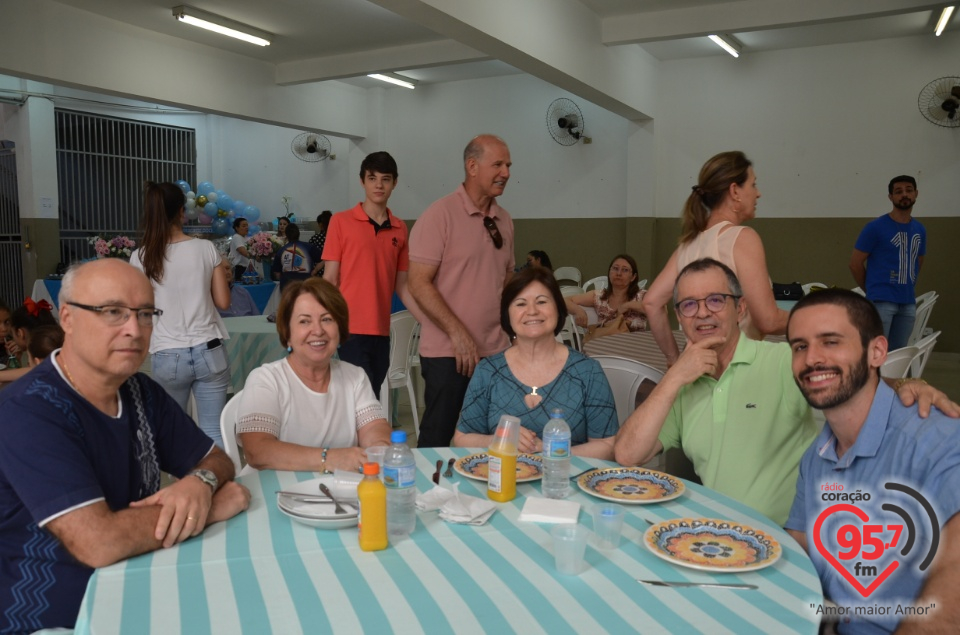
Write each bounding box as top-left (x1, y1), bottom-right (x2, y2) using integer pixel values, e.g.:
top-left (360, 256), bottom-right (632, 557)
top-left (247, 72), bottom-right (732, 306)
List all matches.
top-left (674, 294), bottom-right (740, 318)
top-left (482, 217), bottom-right (503, 249)
top-left (67, 302), bottom-right (163, 327)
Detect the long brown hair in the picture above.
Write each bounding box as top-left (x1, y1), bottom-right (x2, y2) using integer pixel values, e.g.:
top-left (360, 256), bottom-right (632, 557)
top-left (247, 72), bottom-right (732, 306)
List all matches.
top-left (601, 254), bottom-right (640, 302)
top-left (679, 151), bottom-right (752, 244)
top-left (138, 182), bottom-right (186, 282)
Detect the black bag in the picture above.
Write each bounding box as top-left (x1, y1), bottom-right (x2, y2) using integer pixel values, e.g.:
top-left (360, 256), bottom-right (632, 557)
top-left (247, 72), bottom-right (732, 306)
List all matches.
top-left (773, 282), bottom-right (804, 300)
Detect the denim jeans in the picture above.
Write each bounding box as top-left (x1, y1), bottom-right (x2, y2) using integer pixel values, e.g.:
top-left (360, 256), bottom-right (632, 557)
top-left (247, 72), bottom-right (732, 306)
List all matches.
top-left (872, 301), bottom-right (916, 350)
top-left (152, 342), bottom-right (230, 448)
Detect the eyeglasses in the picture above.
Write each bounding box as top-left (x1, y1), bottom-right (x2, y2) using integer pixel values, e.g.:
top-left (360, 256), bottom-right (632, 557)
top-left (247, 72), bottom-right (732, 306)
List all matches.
top-left (482, 217), bottom-right (503, 249)
top-left (674, 293), bottom-right (740, 318)
top-left (67, 302), bottom-right (163, 327)
top-left (609, 266), bottom-right (633, 274)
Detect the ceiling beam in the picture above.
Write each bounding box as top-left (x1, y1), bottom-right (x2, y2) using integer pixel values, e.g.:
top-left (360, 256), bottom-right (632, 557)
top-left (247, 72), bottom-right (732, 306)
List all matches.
top-left (602, 0), bottom-right (947, 45)
top-left (368, 0), bottom-right (657, 120)
top-left (276, 39), bottom-right (487, 85)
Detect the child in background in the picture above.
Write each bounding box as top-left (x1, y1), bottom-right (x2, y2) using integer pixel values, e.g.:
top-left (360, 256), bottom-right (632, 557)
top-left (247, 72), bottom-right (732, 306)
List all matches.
top-left (0, 301), bottom-right (14, 369)
top-left (0, 322), bottom-right (64, 386)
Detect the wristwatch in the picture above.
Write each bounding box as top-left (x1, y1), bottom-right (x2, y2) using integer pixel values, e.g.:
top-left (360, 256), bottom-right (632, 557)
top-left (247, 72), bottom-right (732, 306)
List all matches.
top-left (190, 469), bottom-right (218, 493)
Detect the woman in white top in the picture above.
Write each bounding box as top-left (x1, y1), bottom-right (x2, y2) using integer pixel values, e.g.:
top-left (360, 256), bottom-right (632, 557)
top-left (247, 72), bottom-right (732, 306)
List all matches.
top-left (130, 182), bottom-right (231, 446)
top-left (642, 151), bottom-right (787, 365)
top-left (228, 218), bottom-right (251, 281)
top-left (236, 278), bottom-right (391, 472)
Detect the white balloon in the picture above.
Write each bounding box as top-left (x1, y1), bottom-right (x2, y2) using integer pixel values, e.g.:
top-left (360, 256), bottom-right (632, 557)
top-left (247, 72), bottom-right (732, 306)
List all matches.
top-left (187, 191), bottom-right (196, 199)
top-left (184, 208), bottom-right (200, 221)
top-left (185, 198), bottom-right (196, 209)
top-left (206, 192), bottom-right (218, 203)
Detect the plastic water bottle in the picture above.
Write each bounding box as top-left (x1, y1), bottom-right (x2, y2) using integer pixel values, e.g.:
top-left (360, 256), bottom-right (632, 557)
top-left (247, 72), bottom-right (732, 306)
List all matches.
top-left (382, 430), bottom-right (417, 537)
top-left (542, 408), bottom-right (572, 499)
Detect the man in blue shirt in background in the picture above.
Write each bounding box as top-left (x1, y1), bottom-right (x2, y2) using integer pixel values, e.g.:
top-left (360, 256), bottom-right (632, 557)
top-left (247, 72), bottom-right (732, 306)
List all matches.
top-left (849, 175), bottom-right (926, 350)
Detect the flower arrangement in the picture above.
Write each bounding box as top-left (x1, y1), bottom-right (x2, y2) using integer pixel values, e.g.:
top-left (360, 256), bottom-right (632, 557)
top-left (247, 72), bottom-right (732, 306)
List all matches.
top-left (90, 234), bottom-right (136, 259)
top-left (246, 232), bottom-right (285, 259)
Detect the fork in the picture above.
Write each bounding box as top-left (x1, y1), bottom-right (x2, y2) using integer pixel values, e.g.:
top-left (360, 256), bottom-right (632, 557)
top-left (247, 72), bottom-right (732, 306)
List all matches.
top-left (318, 483), bottom-right (347, 515)
top-left (443, 458), bottom-right (455, 478)
top-left (432, 460), bottom-right (443, 485)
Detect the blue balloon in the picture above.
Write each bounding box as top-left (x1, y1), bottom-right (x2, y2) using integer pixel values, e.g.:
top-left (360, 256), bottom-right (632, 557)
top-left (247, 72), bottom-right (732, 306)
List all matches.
top-left (248, 224), bottom-right (261, 236)
top-left (243, 205), bottom-right (261, 223)
top-left (218, 194), bottom-right (234, 211)
top-left (203, 201), bottom-right (218, 216)
top-left (197, 181), bottom-right (215, 196)
top-left (211, 217), bottom-right (231, 236)
top-left (232, 200), bottom-right (247, 215)
top-left (176, 180), bottom-right (191, 193)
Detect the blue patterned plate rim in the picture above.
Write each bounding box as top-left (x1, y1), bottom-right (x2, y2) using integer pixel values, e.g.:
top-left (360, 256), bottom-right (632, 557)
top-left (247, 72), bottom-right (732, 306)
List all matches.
top-left (453, 452), bottom-right (543, 482)
top-left (575, 467), bottom-right (685, 504)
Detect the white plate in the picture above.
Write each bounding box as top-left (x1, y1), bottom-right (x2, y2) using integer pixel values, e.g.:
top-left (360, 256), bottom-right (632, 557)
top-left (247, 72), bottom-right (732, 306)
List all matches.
top-left (276, 476), bottom-right (359, 530)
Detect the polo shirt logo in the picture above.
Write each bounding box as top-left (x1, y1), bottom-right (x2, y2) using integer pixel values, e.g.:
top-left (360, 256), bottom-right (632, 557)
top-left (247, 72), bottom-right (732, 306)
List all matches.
top-left (392, 237), bottom-right (398, 248)
top-left (745, 403), bottom-right (757, 409)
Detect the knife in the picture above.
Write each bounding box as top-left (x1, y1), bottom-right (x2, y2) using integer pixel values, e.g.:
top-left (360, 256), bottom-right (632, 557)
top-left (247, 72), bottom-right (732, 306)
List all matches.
top-left (275, 491), bottom-right (358, 504)
top-left (637, 580), bottom-right (758, 590)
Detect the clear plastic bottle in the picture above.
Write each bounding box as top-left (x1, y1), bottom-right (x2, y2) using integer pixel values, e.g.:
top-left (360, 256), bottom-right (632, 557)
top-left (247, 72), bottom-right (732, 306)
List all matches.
top-left (382, 430), bottom-right (417, 537)
top-left (542, 408), bottom-right (571, 499)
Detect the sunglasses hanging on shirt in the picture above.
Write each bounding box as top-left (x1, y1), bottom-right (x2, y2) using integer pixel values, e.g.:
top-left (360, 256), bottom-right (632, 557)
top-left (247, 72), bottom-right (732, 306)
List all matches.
top-left (482, 217), bottom-right (503, 249)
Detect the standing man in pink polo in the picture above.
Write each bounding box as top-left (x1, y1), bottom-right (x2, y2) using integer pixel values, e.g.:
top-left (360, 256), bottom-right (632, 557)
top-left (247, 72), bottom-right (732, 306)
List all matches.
top-left (408, 135), bottom-right (515, 447)
top-left (323, 151), bottom-right (422, 399)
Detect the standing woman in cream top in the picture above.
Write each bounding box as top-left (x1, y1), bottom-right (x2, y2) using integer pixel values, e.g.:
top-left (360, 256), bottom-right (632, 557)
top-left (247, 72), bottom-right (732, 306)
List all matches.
top-left (642, 151), bottom-right (787, 365)
top-left (130, 182), bottom-right (232, 446)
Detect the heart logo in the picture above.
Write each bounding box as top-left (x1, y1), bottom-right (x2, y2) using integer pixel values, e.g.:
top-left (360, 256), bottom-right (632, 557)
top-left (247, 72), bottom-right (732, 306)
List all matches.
top-left (813, 503), bottom-right (899, 598)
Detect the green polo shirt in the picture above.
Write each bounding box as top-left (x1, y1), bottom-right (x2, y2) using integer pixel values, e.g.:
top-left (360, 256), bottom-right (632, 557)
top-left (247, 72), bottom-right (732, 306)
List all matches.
top-left (658, 336), bottom-right (818, 525)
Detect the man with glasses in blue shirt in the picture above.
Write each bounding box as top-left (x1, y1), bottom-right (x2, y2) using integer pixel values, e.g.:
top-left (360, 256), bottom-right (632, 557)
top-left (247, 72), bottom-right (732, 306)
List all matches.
top-left (0, 259), bottom-right (250, 634)
top-left (613, 258), bottom-right (958, 526)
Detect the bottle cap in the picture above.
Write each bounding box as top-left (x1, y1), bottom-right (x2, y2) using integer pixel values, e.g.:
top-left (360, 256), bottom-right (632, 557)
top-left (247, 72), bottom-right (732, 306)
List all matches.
top-left (390, 430), bottom-right (407, 444)
top-left (491, 414), bottom-right (520, 451)
top-left (362, 462), bottom-right (379, 476)
top-left (550, 408), bottom-right (565, 418)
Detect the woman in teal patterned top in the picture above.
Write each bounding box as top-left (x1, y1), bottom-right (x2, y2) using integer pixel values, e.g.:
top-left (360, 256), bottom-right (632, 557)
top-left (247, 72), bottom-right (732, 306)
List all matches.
top-left (453, 267), bottom-right (619, 460)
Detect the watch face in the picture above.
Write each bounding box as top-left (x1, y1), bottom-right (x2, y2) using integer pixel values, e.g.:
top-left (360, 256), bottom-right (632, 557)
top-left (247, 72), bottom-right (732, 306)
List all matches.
top-left (193, 469), bottom-right (218, 490)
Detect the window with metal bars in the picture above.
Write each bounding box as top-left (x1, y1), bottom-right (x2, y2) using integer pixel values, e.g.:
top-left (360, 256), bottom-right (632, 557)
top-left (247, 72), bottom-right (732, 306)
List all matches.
top-left (55, 109), bottom-right (197, 264)
top-left (0, 144), bottom-right (22, 306)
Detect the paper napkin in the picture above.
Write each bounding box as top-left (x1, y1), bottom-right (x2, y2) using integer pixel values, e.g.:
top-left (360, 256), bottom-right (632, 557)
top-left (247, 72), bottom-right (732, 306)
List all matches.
top-left (415, 485), bottom-right (456, 511)
top-left (518, 496), bottom-right (581, 524)
top-left (416, 484), bottom-right (498, 525)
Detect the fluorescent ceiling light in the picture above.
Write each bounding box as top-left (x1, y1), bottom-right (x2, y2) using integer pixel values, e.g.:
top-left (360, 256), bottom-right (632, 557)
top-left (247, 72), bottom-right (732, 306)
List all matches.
top-left (708, 34), bottom-right (742, 58)
top-left (935, 6), bottom-right (955, 36)
top-left (172, 5), bottom-right (271, 46)
top-left (367, 73), bottom-right (417, 89)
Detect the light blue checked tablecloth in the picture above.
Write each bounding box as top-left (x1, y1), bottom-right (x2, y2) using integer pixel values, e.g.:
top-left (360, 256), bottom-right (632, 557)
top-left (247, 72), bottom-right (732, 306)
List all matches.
top-left (75, 448), bottom-right (822, 634)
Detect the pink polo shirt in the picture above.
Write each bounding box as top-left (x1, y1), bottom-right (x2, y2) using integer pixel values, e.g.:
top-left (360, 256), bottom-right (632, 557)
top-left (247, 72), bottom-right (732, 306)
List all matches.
top-left (322, 203), bottom-right (409, 336)
top-left (409, 184), bottom-right (514, 358)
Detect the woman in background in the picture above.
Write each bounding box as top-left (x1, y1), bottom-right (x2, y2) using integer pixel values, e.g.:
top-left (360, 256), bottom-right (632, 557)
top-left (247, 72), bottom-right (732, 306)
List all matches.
top-left (309, 210), bottom-right (333, 277)
top-left (276, 215), bottom-right (291, 242)
top-left (642, 151), bottom-right (786, 365)
top-left (565, 254), bottom-right (648, 334)
top-left (130, 181), bottom-right (231, 446)
top-left (525, 250), bottom-right (553, 271)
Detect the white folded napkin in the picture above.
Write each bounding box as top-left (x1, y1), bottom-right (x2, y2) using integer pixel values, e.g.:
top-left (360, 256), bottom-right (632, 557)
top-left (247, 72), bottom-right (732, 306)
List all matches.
top-left (518, 496), bottom-right (580, 524)
top-left (416, 484), bottom-right (498, 525)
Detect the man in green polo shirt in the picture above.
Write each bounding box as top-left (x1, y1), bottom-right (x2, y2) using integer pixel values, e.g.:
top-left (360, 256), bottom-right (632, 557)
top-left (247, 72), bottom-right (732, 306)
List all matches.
top-left (613, 258), bottom-right (958, 525)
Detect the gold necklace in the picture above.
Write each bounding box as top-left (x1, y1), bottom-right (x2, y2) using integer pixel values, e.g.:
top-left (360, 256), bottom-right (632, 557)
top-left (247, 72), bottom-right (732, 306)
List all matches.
top-left (58, 354), bottom-right (82, 396)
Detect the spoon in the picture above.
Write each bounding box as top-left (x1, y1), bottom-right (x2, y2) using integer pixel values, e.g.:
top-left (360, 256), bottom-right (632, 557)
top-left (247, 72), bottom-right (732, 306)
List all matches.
top-left (443, 458), bottom-right (456, 478)
top-left (318, 483), bottom-right (347, 515)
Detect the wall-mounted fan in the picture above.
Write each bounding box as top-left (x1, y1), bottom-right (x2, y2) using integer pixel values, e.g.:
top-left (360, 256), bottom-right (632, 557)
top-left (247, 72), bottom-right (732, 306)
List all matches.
top-left (546, 98), bottom-right (585, 146)
top-left (291, 133), bottom-right (333, 161)
top-left (918, 77), bottom-right (960, 128)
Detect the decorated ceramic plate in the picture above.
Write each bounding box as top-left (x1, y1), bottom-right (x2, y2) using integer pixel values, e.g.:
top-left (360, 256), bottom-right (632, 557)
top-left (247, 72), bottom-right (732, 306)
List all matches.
top-left (577, 467), bottom-right (685, 504)
top-left (643, 518), bottom-right (782, 573)
top-left (276, 477), bottom-right (359, 530)
top-left (454, 452), bottom-right (543, 482)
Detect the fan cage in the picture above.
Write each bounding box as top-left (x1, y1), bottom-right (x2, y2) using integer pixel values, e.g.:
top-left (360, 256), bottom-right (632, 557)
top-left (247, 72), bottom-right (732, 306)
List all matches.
top-left (546, 98), bottom-right (585, 146)
top-left (918, 77), bottom-right (960, 129)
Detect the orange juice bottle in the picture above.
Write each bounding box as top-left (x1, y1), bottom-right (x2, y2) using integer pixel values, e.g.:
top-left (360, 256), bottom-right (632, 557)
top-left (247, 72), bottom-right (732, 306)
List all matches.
top-left (488, 415), bottom-right (520, 502)
top-left (358, 462), bottom-right (388, 551)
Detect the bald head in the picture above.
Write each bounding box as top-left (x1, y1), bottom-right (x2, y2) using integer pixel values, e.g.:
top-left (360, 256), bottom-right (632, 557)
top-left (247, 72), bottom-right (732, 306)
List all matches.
top-left (462, 135), bottom-right (511, 206)
top-left (60, 259), bottom-right (154, 309)
top-left (463, 134), bottom-right (507, 171)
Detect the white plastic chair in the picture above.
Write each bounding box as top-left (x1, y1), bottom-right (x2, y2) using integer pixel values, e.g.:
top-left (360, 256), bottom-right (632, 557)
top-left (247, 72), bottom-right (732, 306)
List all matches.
top-left (380, 311), bottom-right (421, 437)
top-left (909, 330), bottom-right (939, 378)
top-left (802, 282), bottom-right (827, 295)
top-left (880, 346), bottom-right (920, 379)
top-left (593, 355), bottom-right (665, 470)
top-left (219, 390), bottom-right (244, 473)
top-left (637, 278), bottom-right (648, 291)
top-left (583, 276), bottom-right (608, 293)
top-left (915, 290), bottom-right (938, 306)
top-left (557, 314), bottom-right (583, 351)
top-left (851, 287), bottom-right (866, 297)
top-left (908, 294), bottom-right (937, 346)
top-left (554, 266), bottom-right (582, 287)
top-left (560, 285), bottom-right (584, 297)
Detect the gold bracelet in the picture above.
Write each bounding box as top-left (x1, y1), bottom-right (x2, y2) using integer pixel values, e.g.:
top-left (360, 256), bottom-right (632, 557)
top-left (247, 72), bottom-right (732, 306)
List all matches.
top-left (894, 378), bottom-right (927, 391)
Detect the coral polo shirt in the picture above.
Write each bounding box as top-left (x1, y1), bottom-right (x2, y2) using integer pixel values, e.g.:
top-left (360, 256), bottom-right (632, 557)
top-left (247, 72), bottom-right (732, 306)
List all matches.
top-left (322, 203), bottom-right (409, 337)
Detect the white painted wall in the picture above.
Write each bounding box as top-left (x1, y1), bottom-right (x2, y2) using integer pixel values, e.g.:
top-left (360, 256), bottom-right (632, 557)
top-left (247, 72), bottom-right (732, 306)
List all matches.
top-left (653, 32), bottom-right (960, 220)
top-left (374, 74), bottom-right (633, 220)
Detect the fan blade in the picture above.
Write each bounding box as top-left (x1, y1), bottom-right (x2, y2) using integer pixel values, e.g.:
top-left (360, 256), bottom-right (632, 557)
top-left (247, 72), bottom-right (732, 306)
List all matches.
top-left (928, 103), bottom-right (950, 120)
top-left (951, 86), bottom-right (960, 99)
